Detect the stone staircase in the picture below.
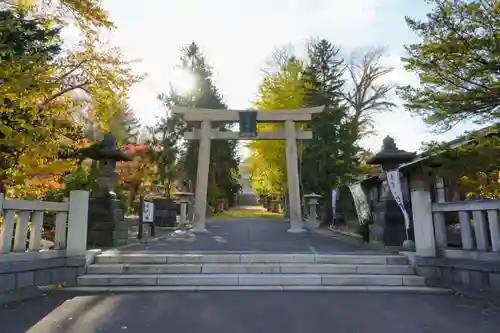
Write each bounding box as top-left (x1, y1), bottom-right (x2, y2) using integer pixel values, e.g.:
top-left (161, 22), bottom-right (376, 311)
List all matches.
top-left (71, 253), bottom-right (451, 293)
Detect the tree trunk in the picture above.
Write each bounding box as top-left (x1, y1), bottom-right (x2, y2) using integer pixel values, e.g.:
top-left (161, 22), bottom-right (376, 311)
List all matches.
top-left (0, 179), bottom-right (5, 195)
top-left (127, 182), bottom-right (141, 213)
top-left (321, 190), bottom-right (333, 226)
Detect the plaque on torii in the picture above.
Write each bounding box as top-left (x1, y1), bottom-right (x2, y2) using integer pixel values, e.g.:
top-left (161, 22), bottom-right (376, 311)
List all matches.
top-left (239, 111), bottom-right (257, 137)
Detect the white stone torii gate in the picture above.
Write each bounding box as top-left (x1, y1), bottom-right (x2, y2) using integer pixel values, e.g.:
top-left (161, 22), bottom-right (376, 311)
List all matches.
top-left (172, 105), bottom-right (324, 233)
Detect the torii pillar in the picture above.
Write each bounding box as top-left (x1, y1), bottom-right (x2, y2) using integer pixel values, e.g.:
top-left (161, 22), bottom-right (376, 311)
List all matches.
top-left (192, 119), bottom-right (211, 233)
top-left (284, 119), bottom-right (304, 232)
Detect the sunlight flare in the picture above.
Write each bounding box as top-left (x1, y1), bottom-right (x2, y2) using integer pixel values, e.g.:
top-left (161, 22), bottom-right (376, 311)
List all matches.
top-left (169, 69), bottom-right (197, 95)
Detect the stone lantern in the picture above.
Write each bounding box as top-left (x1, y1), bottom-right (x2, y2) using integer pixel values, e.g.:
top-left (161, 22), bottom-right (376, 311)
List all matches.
top-left (367, 136), bottom-right (416, 247)
top-left (78, 133), bottom-right (133, 247)
top-left (304, 193), bottom-right (322, 229)
top-left (174, 191), bottom-right (193, 227)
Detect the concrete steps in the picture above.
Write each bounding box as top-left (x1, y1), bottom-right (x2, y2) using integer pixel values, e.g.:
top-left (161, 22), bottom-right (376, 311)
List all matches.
top-left (78, 273), bottom-right (426, 286)
top-left (92, 253), bottom-right (410, 265)
top-left (86, 263), bottom-right (416, 275)
top-left (71, 253), bottom-right (452, 293)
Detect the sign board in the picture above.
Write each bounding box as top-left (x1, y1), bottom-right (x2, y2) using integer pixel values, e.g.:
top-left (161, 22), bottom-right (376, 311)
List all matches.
top-left (142, 201), bottom-right (154, 223)
top-left (386, 170), bottom-right (410, 230)
top-left (239, 111), bottom-right (257, 137)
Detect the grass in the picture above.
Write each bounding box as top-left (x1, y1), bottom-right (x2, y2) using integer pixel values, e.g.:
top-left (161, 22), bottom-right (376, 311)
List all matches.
top-left (212, 209), bottom-right (284, 220)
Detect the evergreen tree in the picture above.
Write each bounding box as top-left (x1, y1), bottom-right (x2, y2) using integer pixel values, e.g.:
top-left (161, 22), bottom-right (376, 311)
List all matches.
top-left (398, 0), bottom-right (500, 198)
top-left (301, 39), bottom-right (359, 225)
top-left (0, 8), bottom-right (66, 193)
top-left (398, 0), bottom-right (499, 132)
top-left (158, 42), bottom-right (240, 208)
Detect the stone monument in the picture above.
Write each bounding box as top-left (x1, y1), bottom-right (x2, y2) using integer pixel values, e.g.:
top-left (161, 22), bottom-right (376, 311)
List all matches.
top-left (79, 133), bottom-right (133, 247)
top-left (367, 136), bottom-right (416, 246)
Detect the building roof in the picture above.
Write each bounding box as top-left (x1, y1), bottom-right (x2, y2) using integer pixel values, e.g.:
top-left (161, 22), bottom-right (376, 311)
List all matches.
top-left (360, 124), bottom-right (498, 183)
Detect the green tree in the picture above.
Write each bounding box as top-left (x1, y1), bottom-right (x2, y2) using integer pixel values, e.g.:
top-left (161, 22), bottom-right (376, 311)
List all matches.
top-left (301, 39), bottom-right (358, 224)
top-left (397, 0), bottom-right (500, 132)
top-left (146, 122), bottom-right (179, 198)
top-left (399, 0), bottom-right (500, 199)
top-left (0, 8), bottom-right (74, 194)
top-left (158, 42), bottom-right (240, 208)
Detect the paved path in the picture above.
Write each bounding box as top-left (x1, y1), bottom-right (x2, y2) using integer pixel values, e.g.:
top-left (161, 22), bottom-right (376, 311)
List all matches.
top-left (118, 219), bottom-right (377, 253)
top-left (2, 291), bottom-right (500, 333)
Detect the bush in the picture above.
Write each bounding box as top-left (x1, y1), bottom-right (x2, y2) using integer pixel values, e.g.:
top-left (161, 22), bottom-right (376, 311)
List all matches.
top-left (44, 164), bottom-right (93, 202)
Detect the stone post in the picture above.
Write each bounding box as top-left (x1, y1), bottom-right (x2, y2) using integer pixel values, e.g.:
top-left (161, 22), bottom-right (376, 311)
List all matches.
top-left (304, 193), bottom-right (322, 229)
top-left (193, 120), bottom-right (211, 233)
top-left (410, 169), bottom-right (437, 257)
top-left (433, 177), bottom-right (448, 249)
top-left (285, 120), bottom-right (305, 233)
top-left (66, 190), bottom-right (90, 256)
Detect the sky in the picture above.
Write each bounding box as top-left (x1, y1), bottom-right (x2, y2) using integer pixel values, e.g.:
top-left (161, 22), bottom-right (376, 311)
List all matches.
top-left (65, 0), bottom-right (480, 158)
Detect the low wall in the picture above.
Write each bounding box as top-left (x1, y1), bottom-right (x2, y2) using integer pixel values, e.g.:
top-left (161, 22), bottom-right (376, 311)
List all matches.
top-left (415, 255), bottom-right (500, 292)
top-left (0, 251), bottom-right (87, 305)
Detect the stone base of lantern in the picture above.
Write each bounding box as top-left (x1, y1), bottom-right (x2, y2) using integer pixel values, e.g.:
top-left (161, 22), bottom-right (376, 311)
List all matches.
top-left (370, 199), bottom-right (408, 247)
top-left (87, 197), bottom-right (129, 247)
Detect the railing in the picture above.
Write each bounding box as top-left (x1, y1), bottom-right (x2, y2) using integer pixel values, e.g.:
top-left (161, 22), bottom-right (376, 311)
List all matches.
top-left (0, 191), bottom-right (89, 257)
top-left (431, 200), bottom-right (500, 254)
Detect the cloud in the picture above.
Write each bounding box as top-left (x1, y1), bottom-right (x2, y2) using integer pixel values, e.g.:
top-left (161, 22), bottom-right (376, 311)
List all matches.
top-left (378, 54), bottom-right (420, 87)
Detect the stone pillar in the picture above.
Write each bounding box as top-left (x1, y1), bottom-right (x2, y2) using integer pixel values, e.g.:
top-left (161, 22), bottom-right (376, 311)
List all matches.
top-left (192, 120), bottom-right (211, 233)
top-left (179, 200), bottom-right (189, 225)
top-left (285, 120), bottom-right (304, 233)
top-left (433, 177), bottom-right (448, 248)
top-left (66, 190), bottom-right (90, 256)
top-left (410, 169), bottom-right (436, 257)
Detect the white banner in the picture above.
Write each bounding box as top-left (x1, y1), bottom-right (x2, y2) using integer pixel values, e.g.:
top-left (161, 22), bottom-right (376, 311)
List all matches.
top-left (331, 189), bottom-right (337, 223)
top-left (386, 170), bottom-right (410, 230)
top-left (348, 183), bottom-right (371, 223)
top-left (142, 201), bottom-right (154, 223)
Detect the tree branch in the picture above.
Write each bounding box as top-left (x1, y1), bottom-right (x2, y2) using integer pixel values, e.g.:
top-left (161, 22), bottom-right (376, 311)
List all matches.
top-left (40, 81), bottom-right (91, 107)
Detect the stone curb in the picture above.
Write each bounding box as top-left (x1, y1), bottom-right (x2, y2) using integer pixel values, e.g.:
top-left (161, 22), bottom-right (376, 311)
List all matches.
top-left (63, 285), bottom-right (453, 294)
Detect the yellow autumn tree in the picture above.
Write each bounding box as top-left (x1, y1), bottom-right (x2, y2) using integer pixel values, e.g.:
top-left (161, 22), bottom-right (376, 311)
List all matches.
top-left (248, 52), bottom-right (306, 199)
top-left (0, 4), bottom-right (141, 198)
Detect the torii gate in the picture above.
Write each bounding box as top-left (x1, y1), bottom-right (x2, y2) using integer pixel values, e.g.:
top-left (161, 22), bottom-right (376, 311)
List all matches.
top-left (172, 105), bottom-right (324, 233)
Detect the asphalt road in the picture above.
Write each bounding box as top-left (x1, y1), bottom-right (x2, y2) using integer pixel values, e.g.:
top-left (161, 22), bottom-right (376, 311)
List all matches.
top-left (1, 291), bottom-right (500, 333)
top-left (117, 219), bottom-right (378, 253)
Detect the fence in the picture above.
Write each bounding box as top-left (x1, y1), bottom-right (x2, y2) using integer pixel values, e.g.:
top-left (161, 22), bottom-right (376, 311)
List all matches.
top-left (410, 172), bottom-right (500, 291)
top-left (432, 200), bottom-right (500, 258)
top-left (0, 191), bottom-right (90, 302)
top-left (0, 191), bottom-right (89, 257)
